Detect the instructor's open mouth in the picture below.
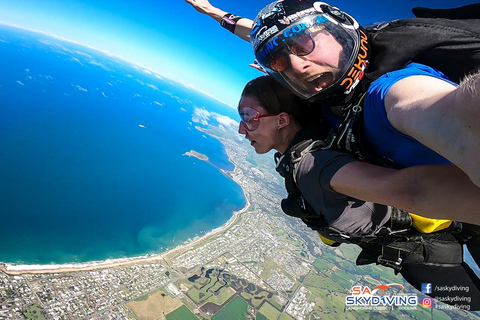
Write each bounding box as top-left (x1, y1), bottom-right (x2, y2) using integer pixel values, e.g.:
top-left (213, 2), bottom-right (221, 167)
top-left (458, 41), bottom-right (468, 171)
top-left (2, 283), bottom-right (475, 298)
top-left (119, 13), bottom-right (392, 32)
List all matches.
top-left (307, 72), bottom-right (335, 90)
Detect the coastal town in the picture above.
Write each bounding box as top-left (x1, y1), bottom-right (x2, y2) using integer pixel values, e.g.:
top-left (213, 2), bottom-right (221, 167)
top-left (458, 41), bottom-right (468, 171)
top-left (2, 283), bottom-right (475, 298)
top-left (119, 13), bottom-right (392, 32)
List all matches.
top-left (1, 124), bottom-right (479, 320)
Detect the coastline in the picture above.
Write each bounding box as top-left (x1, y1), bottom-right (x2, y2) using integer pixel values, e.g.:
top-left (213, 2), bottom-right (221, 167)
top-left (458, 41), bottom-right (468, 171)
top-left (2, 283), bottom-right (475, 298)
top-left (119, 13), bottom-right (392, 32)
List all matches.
top-left (0, 200), bottom-right (250, 275)
top-left (0, 139), bottom-right (251, 276)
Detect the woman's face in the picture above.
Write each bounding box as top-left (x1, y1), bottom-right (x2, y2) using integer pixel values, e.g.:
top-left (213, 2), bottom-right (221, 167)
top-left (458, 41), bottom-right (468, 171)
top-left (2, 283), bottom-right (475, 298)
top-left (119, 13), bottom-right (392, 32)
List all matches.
top-left (237, 95), bottom-right (280, 154)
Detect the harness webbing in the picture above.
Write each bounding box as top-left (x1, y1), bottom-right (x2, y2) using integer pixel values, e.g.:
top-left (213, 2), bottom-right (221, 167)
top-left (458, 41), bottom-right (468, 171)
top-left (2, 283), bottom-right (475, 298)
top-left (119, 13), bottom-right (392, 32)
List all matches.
top-left (324, 92), bottom-right (403, 168)
top-left (275, 129), bottom-right (469, 273)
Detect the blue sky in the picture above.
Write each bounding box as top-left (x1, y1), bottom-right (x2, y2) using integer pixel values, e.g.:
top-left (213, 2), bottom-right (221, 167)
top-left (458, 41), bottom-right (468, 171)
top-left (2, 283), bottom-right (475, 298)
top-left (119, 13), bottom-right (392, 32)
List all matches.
top-left (0, 0), bottom-right (478, 107)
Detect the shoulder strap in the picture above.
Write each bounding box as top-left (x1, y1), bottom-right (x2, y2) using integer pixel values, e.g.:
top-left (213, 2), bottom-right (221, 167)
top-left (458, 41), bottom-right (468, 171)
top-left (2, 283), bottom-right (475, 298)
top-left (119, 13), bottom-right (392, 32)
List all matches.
top-left (275, 140), bottom-right (329, 230)
top-left (323, 93), bottom-right (403, 168)
top-left (366, 17), bottom-right (480, 83)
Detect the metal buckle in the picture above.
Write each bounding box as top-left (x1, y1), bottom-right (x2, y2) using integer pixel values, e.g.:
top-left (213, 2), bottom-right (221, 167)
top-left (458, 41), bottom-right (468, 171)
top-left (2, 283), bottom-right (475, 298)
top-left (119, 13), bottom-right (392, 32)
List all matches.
top-left (377, 255), bottom-right (403, 266)
top-left (377, 246), bottom-right (403, 270)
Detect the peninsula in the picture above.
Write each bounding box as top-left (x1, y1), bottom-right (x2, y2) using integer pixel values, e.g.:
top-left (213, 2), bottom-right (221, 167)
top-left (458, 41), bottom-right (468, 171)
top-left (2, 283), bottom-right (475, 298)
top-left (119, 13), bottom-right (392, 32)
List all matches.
top-left (182, 150), bottom-right (209, 161)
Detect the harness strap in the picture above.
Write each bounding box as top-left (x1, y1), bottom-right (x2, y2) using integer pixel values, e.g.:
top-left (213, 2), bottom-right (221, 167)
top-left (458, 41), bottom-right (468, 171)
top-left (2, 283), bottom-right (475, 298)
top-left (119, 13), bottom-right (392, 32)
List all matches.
top-left (324, 92), bottom-right (403, 168)
top-left (336, 93), bottom-right (366, 156)
top-left (453, 222), bottom-right (480, 243)
top-left (291, 140), bottom-right (325, 164)
top-left (277, 136), bottom-right (330, 229)
top-left (357, 229), bottom-right (465, 274)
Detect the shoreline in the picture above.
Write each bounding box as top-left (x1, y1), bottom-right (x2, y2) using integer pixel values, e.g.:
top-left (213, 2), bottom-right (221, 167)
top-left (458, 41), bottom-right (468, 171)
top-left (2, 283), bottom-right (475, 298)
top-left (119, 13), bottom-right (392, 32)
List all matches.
top-left (0, 200), bottom-right (250, 275)
top-left (1, 138), bottom-right (251, 276)
top-left (0, 197), bottom-right (250, 275)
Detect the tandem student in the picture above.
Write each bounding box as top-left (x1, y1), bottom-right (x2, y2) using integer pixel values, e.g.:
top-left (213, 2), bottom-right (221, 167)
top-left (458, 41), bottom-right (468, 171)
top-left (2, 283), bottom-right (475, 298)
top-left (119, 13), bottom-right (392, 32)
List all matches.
top-left (186, 0), bottom-right (480, 191)
top-left (237, 74), bottom-right (480, 310)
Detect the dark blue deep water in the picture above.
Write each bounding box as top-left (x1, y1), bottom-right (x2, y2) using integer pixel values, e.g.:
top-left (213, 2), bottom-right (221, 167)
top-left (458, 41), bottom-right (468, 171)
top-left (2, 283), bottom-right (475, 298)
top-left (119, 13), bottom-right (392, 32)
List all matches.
top-left (0, 25), bottom-right (246, 265)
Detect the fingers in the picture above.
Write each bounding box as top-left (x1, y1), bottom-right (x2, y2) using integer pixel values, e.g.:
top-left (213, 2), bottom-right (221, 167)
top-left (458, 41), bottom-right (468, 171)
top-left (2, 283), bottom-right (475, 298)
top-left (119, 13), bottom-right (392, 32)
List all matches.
top-left (249, 62), bottom-right (267, 73)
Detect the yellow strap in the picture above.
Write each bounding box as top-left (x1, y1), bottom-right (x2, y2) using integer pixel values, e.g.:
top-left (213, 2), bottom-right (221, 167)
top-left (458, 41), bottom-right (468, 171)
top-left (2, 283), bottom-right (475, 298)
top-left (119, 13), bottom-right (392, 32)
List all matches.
top-left (410, 213), bottom-right (452, 233)
top-left (317, 213), bottom-right (452, 247)
top-left (318, 233), bottom-right (337, 246)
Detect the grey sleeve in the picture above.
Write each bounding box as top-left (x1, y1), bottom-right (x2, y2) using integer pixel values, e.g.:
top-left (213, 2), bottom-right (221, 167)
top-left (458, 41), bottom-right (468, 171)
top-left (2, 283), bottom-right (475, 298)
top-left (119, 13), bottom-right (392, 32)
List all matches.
top-left (294, 150), bottom-right (356, 221)
top-left (296, 150), bottom-right (357, 193)
top-left (294, 150), bottom-right (391, 235)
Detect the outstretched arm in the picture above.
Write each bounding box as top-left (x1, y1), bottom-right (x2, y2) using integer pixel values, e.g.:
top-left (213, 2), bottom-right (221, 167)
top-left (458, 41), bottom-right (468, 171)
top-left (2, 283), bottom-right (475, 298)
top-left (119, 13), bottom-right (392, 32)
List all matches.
top-left (185, 0), bottom-right (253, 42)
top-left (331, 162), bottom-right (480, 225)
top-left (384, 73), bottom-right (480, 188)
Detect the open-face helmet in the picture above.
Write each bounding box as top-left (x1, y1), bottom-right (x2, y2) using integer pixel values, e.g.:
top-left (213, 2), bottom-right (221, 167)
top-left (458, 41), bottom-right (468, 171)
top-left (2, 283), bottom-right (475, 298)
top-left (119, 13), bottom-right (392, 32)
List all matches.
top-left (251, 0), bottom-right (369, 104)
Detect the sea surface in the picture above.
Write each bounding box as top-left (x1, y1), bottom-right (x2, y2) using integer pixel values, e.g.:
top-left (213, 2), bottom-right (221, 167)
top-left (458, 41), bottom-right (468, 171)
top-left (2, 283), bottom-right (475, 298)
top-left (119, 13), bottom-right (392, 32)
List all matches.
top-left (0, 24), bottom-right (246, 265)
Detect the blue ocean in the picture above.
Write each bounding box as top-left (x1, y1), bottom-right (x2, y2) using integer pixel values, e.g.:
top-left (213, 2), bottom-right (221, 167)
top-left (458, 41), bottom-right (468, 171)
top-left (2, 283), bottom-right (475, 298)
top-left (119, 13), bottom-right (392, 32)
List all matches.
top-left (0, 25), bottom-right (246, 265)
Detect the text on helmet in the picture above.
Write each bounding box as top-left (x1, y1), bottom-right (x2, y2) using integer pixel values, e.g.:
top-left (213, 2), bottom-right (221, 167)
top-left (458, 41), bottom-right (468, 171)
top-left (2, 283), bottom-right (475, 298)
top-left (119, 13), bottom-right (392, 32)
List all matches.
top-left (341, 30), bottom-right (369, 94)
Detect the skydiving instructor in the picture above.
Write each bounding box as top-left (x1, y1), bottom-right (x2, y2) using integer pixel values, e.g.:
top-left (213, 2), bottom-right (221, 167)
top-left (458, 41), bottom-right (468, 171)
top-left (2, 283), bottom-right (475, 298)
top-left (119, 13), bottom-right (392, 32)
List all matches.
top-left (185, 0), bottom-right (480, 310)
top-left (185, 0), bottom-right (480, 224)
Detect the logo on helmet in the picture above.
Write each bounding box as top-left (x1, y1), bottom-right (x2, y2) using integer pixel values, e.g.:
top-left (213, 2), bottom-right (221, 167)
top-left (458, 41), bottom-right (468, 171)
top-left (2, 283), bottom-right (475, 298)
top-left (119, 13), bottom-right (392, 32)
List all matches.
top-left (251, 1), bottom-right (287, 51)
top-left (341, 29), bottom-right (369, 94)
top-left (254, 26), bottom-right (280, 53)
top-left (282, 7), bottom-right (317, 25)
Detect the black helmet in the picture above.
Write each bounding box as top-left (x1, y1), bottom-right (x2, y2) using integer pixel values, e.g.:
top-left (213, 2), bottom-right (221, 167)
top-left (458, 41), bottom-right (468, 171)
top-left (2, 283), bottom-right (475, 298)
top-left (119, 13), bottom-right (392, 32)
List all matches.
top-left (250, 0), bottom-right (370, 104)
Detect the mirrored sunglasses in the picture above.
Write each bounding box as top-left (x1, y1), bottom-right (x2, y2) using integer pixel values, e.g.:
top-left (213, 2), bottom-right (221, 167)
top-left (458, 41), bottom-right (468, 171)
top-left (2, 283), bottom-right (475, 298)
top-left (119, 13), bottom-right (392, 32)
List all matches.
top-left (238, 107), bottom-right (277, 131)
top-left (262, 32), bottom-right (316, 72)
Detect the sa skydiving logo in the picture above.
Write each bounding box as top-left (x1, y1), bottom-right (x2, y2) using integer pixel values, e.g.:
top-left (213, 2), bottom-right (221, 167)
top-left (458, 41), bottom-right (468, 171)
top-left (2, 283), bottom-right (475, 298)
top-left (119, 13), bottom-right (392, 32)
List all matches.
top-left (353, 283), bottom-right (404, 295)
top-left (346, 283), bottom-right (418, 307)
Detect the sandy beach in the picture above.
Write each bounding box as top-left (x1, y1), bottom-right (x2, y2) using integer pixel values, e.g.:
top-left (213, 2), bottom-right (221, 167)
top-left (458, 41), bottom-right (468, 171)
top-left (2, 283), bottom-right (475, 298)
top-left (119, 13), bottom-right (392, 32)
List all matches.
top-left (1, 199), bottom-right (250, 275)
top-left (1, 146), bottom-right (251, 276)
